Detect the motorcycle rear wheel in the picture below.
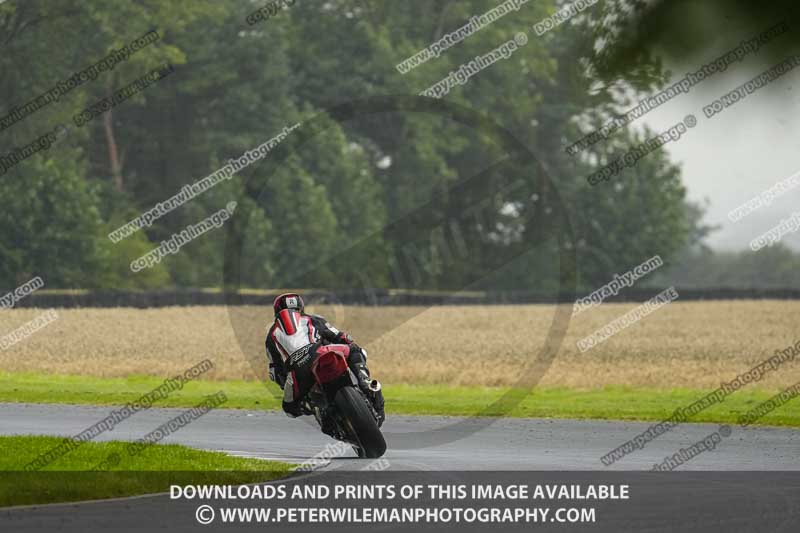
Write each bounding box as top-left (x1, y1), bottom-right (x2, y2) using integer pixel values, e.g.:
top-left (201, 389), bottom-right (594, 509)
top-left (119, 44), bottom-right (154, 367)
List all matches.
top-left (334, 386), bottom-right (386, 458)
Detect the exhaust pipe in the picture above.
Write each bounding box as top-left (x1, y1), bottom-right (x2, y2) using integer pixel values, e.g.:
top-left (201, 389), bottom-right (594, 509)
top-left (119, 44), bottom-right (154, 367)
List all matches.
top-left (368, 379), bottom-right (382, 393)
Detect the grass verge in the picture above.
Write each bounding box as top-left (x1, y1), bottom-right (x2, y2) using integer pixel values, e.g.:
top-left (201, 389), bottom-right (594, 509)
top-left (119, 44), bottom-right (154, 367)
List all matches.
top-left (1, 372), bottom-right (799, 427)
top-left (0, 435), bottom-right (293, 507)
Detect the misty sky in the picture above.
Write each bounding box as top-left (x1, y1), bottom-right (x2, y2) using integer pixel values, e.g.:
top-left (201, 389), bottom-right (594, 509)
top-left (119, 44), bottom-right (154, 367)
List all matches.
top-left (634, 15), bottom-right (800, 251)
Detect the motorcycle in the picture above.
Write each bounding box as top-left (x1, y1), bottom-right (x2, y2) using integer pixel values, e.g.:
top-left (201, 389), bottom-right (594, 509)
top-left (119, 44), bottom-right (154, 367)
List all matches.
top-left (301, 345), bottom-right (386, 459)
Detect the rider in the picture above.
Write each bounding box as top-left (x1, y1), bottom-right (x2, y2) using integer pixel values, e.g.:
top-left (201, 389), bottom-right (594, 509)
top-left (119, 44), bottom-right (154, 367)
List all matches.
top-left (265, 293), bottom-right (385, 429)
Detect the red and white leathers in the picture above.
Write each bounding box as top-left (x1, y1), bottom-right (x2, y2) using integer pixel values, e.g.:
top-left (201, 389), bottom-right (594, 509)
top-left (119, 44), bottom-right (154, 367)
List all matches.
top-left (265, 310), bottom-right (369, 415)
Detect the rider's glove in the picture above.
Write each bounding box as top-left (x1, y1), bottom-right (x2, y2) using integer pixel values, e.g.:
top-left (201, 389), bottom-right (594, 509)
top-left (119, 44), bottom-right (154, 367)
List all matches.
top-left (337, 332), bottom-right (354, 344)
top-left (269, 363), bottom-right (282, 385)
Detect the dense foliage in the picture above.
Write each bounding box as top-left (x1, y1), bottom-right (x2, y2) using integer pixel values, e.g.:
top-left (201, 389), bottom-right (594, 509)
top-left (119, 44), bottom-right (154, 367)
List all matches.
top-left (3, 0), bottom-right (783, 291)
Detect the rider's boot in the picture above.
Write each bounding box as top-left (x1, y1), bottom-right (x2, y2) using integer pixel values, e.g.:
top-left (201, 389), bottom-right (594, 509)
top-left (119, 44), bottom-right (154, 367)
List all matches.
top-left (350, 360), bottom-right (385, 427)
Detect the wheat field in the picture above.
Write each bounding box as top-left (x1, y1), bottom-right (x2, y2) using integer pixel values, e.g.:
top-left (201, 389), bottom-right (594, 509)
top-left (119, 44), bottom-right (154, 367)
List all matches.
top-left (0, 301), bottom-right (798, 390)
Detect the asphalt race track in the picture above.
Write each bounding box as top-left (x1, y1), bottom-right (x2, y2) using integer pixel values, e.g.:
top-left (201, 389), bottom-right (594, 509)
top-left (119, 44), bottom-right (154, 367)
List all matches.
top-left (3, 403), bottom-right (800, 532)
top-left (1, 402), bottom-right (799, 470)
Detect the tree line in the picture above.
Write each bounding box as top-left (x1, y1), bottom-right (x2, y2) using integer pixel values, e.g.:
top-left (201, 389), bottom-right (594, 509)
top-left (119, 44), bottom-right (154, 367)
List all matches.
top-left (1, 0), bottom-right (796, 292)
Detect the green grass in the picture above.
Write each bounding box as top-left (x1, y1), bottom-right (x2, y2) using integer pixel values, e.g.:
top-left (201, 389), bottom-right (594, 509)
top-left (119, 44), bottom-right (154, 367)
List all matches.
top-left (0, 435), bottom-right (293, 507)
top-left (1, 372), bottom-right (799, 427)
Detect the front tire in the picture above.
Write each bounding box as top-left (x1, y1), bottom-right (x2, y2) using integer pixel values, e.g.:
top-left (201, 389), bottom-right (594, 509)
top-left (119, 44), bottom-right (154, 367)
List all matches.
top-left (334, 386), bottom-right (386, 458)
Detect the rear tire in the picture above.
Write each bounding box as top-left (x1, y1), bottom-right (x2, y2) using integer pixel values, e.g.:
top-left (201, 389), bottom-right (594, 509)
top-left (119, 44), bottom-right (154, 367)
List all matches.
top-left (334, 386), bottom-right (386, 458)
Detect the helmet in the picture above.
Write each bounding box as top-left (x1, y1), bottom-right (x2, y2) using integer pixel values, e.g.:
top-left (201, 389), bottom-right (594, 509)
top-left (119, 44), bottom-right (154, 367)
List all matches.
top-left (273, 293), bottom-right (304, 316)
